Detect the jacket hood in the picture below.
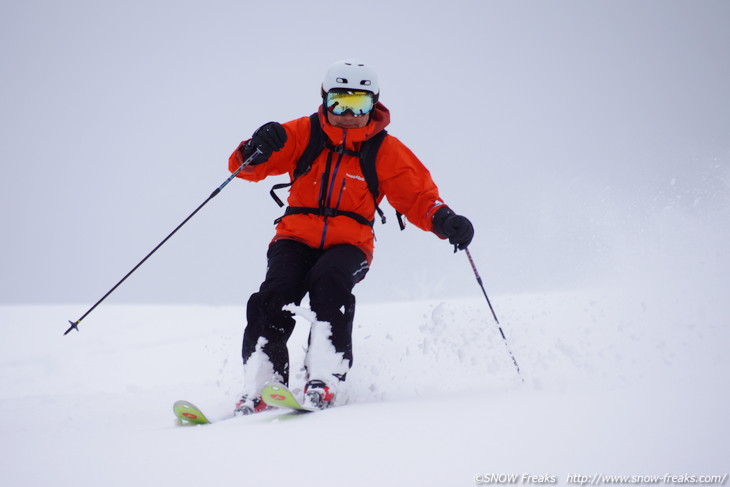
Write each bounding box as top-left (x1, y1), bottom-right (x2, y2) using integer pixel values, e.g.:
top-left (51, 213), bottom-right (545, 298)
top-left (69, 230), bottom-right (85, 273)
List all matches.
top-left (318, 102), bottom-right (390, 146)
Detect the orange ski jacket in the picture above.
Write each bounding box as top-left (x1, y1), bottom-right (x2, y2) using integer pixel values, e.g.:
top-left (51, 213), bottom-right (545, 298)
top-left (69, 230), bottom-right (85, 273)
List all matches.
top-left (228, 103), bottom-right (447, 262)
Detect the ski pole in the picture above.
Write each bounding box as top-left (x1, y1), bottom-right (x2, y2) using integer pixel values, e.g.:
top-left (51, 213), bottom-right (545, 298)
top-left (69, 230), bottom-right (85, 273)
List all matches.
top-left (64, 149), bottom-right (262, 336)
top-left (465, 248), bottom-right (523, 381)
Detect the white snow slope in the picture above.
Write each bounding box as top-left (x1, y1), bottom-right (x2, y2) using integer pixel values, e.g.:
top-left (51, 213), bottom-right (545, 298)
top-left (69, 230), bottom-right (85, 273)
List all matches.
top-left (1, 280), bottom-right (728, 486)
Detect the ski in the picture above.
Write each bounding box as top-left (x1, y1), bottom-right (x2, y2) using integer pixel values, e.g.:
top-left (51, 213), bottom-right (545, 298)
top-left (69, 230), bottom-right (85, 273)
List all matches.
top-left (173, 400), bottom-right (212, 425)
top-left (173, 382), bottom-right (320, 425)
top-left (261, 381), bottom-right (318, 412)
top-left (172, 397), bottom-right (300, 426)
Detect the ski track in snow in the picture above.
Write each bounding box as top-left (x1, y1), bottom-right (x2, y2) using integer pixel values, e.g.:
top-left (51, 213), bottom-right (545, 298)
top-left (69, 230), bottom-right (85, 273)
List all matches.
top-left (1, 287), bottom-right (728, 486)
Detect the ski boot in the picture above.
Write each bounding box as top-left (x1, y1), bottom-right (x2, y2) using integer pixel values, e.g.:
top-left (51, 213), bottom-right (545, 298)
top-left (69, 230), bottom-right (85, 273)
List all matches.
top-left (302, 380), bottom-right (336, 410)
top-left (233, 395), bottom-right (270, 416)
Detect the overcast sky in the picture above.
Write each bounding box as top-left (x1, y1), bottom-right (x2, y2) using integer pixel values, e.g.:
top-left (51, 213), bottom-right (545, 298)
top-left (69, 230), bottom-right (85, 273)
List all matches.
top-left (2, 0), bottom-right (728, 311)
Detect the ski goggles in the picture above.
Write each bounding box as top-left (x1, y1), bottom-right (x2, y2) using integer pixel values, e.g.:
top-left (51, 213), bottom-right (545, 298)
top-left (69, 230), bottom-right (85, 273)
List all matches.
top-left (325, 90), bottom-right (375, 117)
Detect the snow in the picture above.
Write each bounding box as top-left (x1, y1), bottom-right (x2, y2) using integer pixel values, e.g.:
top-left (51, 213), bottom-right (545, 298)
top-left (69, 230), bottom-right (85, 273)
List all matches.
top-left (241, 336), bottom-right (278, 400)
top-left (285, 303), bottom-right (351, 391)
top-left (1, 282), bottom-right (728, 486)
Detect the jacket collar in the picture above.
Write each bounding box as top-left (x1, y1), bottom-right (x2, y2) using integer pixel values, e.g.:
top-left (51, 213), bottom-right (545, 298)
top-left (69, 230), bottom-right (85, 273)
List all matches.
top-left (317, 103), bottom-right (390, 147)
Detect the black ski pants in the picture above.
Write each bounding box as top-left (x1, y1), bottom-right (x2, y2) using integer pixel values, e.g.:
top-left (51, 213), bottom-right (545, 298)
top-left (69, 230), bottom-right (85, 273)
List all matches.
top-left (242, 239), bottom-right (369, 384)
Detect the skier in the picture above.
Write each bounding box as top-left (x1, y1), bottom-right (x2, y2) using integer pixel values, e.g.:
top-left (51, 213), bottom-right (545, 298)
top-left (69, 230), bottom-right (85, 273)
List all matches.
top-left (230, 59), bottom-right (474, 413)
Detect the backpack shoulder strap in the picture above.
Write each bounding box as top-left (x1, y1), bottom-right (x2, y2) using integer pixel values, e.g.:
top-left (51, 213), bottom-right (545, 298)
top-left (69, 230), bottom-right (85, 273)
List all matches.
top-left (270, 113), bottom-right (326, 207)
top-left (359, 130), bottom-right (388, 199)
top-left (295, 113), bottom-right (327, 177)
top-left (359, 131), bottom-right (406, 229)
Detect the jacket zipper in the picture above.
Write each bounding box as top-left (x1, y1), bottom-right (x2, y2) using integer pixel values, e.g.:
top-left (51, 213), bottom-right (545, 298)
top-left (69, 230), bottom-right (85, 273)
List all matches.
top-left (319, 131), bottom-right (347, 249)
top-left (335, 178), bottom-right (346, 210)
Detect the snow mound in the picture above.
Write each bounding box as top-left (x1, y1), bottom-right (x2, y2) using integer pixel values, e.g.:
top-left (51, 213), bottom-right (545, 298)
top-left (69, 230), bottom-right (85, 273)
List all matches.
top-left (1, 285), bottom-right (727, 486)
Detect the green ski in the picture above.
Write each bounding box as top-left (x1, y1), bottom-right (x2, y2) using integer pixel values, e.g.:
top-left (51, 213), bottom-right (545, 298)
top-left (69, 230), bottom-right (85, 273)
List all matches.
top-left (261, 382), bottom-right (318, 412)
top-left (173, 400), bottom-right (212, 425)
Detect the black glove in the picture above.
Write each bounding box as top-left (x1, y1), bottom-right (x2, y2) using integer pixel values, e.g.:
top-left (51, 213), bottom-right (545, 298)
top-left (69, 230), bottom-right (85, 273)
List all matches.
top-left (241, 121), bottom-right (287, 164)
top-left (432, 206), bottom-right (474, 251)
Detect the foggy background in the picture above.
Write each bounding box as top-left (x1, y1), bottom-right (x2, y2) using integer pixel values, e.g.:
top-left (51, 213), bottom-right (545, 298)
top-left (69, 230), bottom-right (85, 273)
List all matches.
top-left (2, 0), bottom-right (728, 313)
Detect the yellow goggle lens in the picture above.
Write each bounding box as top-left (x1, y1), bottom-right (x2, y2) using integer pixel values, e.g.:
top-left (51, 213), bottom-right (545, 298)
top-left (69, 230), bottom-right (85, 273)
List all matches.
top-left (326, 90), bottom-right (375, 117)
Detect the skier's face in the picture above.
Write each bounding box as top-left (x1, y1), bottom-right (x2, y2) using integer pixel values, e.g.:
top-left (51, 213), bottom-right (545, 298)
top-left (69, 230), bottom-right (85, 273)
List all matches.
top-left (327, 110), bottom-right (369, 129)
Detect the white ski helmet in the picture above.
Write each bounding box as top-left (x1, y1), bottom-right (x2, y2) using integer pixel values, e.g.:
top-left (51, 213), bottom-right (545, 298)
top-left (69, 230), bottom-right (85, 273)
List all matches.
top-left (322, 59), bottom-right (380, 97)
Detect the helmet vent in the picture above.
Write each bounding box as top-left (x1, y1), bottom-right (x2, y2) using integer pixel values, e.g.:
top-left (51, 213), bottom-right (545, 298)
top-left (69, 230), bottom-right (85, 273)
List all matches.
top-left (323, 59), bottom-right (379, 95)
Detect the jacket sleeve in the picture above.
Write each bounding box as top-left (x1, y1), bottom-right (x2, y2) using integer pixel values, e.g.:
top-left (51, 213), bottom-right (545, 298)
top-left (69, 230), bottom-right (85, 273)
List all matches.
top-left (227, 116), bottom-right (311, 182)
top-left (377, 135), bottom-right (448, 234)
